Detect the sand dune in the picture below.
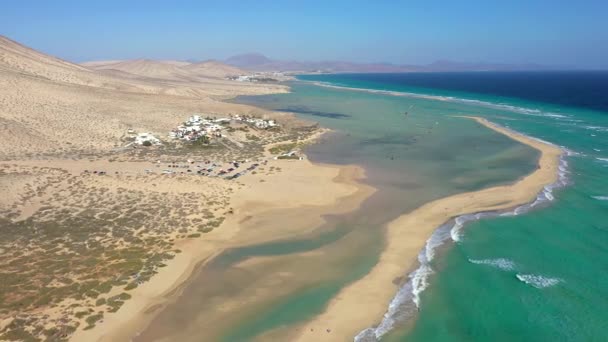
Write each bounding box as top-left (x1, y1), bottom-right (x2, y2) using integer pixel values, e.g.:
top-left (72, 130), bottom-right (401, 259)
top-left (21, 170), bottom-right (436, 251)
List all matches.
top-left (182, 60), bottom-right (245, 78)
top-left (0, 35), bottom-right (324, 341)
top-left (0, 36), bottom-right (172, 93)
top-left (0, 36), bottom-right (88, 73)
top-left (79, 60), bottom-right (125, 67)
top-left (0, 35), bottom-right (120, 88)
top-left (0, 35), bottom-right (288, 157)
top-left (83, 59), bottom-right (198, 81)
top-left (0, 34), bottom-right (282, 94)
top-left (159, 60), bottom-right (192, 67)
top-left (83, 58), bottom-right (246, 81)
top-left (81, 59), bottom-right (191, 67)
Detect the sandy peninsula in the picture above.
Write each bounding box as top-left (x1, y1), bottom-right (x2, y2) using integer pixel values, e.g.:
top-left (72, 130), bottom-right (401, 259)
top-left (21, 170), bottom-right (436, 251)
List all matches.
top-left (0, 33), bottom-right (563, 342)
top-left (293, 116), bottom-right (563, 341)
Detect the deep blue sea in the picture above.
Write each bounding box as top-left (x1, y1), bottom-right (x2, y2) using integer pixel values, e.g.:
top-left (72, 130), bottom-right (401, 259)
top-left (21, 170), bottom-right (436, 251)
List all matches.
top-left (299, 71), bottom-right (608, 113)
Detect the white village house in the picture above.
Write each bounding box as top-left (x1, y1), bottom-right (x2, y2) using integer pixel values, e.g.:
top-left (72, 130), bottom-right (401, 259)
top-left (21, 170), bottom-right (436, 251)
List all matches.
top-left (169, 115), bottom-right (225, 141)
top-left (168, 114), bottom-right (279, 143)
top-left (230, 114), bottom-right (278, 129)
top-left (134, 132), bottom-right (161, 145)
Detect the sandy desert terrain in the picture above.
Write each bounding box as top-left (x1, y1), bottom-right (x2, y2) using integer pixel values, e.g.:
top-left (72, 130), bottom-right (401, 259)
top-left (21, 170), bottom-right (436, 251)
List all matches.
top-left (0, 35), bottom-right (352, 341)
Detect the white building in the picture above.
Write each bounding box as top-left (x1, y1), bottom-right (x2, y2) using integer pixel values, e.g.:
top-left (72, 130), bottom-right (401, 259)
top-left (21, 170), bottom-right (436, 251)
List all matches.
top-left (188, 115), bottom-right (202, 124)
top-left (214, 118), bottom-right (231, 124)
top-left (252, 119), bottom-right (278, 129)
top-left (135, 133), bottom-right (161, 145)
top-left (169, 115), bottom-right (227, 141)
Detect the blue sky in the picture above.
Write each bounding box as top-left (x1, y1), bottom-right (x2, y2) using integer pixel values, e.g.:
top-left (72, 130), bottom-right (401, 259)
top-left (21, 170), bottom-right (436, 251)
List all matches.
top-left (1, 0), bottom-right (607, 68)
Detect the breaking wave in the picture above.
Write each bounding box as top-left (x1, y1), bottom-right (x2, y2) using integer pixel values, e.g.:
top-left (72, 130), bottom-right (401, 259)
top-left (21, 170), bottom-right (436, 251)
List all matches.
top-left (449, 212), bottom-right (491, 242)
top-left (516, 274), bottom-right (562, 289)
top-left (354, 223), bottom-right (452, 342)
top-left (354, 128), bottom-right (571, 342)
top-left (584, 125), bottom-right (608, 132)
top-left (469, 258), bottom-right (516, 271)
top-left (592, 196), bottom-right (608, 201)
top-left (307, 81), bottom-right (570, 120)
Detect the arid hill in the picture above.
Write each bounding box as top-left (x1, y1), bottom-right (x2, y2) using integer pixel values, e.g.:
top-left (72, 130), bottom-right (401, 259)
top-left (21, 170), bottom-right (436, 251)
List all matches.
top-left (0, 35), bottom-right (137, 90)
top-left (82, 58), bottom-right (246, 81)
top-left (0, 34), bottom-right (314, 342)
top-left (82, 59), bottom-right (197, 81)
top-left (0, 35), bottom-right (287, 158)
top-left (181, 60), bottom-right (245, 79)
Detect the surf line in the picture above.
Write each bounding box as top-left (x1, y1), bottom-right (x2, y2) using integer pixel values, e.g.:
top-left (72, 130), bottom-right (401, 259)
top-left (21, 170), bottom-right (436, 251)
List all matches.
top-left (293, 116), bottom-right (566, 342)
top-left (305, 80), bottom-right (570, 119)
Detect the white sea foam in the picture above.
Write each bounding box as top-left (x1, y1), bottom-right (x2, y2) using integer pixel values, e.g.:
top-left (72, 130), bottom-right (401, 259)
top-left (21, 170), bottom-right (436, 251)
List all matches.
top-left (449, 218), bottom-right (465, 242)
top-left (354, 167), bottom-right (568, 341)
top-left (308, 81), bottom-right (571, 120)
top-left (516, 274), bottom-right (562, 289)
top-left (469, 258), bottom-right (516, 271)
top-left (449, 213), bottom-right (488, 241)
top-left (453, 153), bottom-right (568, 233)
top-left (596, 157), bottom-right (608, 162)
top-left (354, 224), bottom-right (451, 342)
top-left (592, 196), bottom-right (608, 201)
top-left (408, 225), bottom-right (451, 312)
top-left (584, 125), bottom-right (608, 132)
top-left (354, 129), bottom-right (571, 341)
top-left (354, 279), bottom-right (414, 342)
top-left (424, 223), bottom-right (452, 261)
top-left (343, 110), bottom-right (572, 341)
top-left (354, 260), bottom-right (429, 341)
top-left (410, 264), bottom-right (433, 308)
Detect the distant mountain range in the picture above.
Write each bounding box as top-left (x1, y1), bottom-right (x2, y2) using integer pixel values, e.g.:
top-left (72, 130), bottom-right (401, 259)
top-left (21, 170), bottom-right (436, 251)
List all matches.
top-left (223, 53), bottom-right (562, 73)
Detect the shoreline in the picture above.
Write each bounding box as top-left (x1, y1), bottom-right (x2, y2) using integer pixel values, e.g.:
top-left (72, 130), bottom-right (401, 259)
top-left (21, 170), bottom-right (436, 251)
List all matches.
top-left (70, 141), bottom-right (376, 341)
top-left (293, 116), bottom-right (564, 341)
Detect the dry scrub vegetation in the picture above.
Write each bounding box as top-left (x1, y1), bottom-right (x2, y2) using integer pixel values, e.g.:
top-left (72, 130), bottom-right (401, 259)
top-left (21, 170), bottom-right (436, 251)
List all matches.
top-left (0, 122), bottom-right (319, 341)
top-left (0, 34), bottom-right (320, 341)
top-left (0, 164), bottom-right (232, 340)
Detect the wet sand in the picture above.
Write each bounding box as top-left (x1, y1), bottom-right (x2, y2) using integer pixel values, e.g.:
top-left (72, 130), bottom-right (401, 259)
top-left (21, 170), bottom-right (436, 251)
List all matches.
top-left (293, 116), bottom-right (563, 341)
top-left (70, 157), bottom-right (375, 342)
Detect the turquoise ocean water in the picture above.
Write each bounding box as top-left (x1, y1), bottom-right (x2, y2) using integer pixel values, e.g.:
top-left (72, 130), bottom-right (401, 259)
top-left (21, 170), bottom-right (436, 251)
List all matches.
top-left (234, 73), bottom-right (608, 342)
top-left (138, 72), bottom-right (607, 341)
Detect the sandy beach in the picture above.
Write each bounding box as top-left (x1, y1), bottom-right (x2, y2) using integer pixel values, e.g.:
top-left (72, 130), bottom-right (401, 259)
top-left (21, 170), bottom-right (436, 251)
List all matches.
top-left (0, 35), bottom-right (378, 341)
top-left (293, 116), bottom-right (563, 341)
top-left (3, 3), bottom-right (605, 341)
top-left (0, 34), bottom-right (568, 342)
top-left (70, 157), bottom-right (375, 342)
